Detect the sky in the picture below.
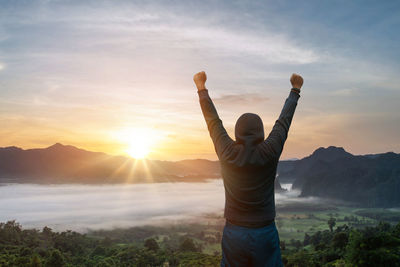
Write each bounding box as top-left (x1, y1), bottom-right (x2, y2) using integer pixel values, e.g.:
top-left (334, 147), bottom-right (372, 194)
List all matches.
top-left (0, 0), bottom-right (399, 160)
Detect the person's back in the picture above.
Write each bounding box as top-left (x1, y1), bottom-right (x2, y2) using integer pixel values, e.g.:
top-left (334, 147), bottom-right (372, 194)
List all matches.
top-left (194, 71), bottom-right (303, 266)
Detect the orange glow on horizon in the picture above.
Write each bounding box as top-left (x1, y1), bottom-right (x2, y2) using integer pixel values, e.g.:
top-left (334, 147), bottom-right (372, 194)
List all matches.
top-left (111, 127), bottom-right (162, 159)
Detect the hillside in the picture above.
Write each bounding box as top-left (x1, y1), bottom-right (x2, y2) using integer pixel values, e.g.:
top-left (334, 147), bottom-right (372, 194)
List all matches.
top-left (0, 143), bottom-right (220, 184)
top-left (2, 143), bottom-right (399, 204)
top-left (0, 143), bottom-right (284, 190)
top-left (279, 146), bottom-right (400, 207)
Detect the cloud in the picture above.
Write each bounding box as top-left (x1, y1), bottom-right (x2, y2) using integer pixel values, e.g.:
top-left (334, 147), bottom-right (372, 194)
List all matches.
top-left (0, 181), bottom-right (224, 232)
top-left (328, 88), bottom-right (359, 96)
top-left (213, 93), bottom-right (269, 105)
top-left (179, 27), bottom-right (319, 64)
top-left (0, 2), bottom-right (320, 65)
top-left (0, 181), bottom-right (323, 232)
top-left (0, 62), bottom-right (4, 71)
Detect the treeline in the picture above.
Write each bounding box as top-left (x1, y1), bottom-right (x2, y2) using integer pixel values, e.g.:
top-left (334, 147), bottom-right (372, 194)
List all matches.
top-left (1, 220), bottom-right (400, 266)
top-left (0, 221), bottom-right (219, 267)
top-left (282, 221), bottom-right (400, 267)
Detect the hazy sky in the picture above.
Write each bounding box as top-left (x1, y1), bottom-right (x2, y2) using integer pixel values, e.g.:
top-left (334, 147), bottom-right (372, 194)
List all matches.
top-left (0, 0), bottom-right (399, 160)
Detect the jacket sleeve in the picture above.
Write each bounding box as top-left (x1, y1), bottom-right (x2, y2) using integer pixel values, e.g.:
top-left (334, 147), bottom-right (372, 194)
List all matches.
top-left (263, 90), bottom-right (300, 160)
top-left (198, 89), bottom-right (234, 158)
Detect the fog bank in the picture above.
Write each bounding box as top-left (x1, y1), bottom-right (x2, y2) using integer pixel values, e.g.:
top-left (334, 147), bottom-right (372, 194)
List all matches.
top-left (0, 180), bottom-right (320, 232)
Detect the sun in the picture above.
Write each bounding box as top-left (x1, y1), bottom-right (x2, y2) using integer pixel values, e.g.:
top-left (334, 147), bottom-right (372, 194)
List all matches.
top-left (114, 128), bottom-right (159, 159)
top-left (126, 136), bottom-right (151, 159)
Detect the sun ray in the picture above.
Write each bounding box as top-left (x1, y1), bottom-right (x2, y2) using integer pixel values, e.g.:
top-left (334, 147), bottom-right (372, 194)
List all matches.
top-left (128, 158), bottom-right (140, 183)
top-left (109, 127), bottom-right (166, 184)
top-left (141, 159), bottom-right (154, 183)
top-left (109, 157), bottom-right (132, 181)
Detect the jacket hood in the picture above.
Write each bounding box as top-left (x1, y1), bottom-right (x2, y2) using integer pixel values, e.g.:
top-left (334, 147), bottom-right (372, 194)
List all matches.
top-left (235, 113), bottom-right (265, 145)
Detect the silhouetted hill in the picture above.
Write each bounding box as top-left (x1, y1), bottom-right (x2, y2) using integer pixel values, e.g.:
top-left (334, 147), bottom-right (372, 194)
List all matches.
top-left (0, 143), bottom-right (284, 190)
top-left (281, 146), bottom-right (353, 187)
top-left (276, 147), bottom-right (352, 184)
top-left (279, 146), bottom-right (400, 207)
top-left (0, 143), bottom-right (220, 183)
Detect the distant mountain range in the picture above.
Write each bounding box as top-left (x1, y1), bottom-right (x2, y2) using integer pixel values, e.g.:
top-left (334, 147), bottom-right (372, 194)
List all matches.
top-left (1, 143), bottom-right (399, 207)
top-left (0, 143), bottom-right (221, 184)
top-left (0, 143), bottom-right (287, 190)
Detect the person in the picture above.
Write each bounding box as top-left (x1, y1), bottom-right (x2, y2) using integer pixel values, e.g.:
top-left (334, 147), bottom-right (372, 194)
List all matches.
top-left (194, 71), bottom-right (303, 267)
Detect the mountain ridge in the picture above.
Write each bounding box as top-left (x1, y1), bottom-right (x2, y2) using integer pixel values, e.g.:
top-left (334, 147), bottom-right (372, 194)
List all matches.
top-left (0, 143), bottom-right (287, 190)
top-left (277, 146), bottom-right (400, 207)
top-left (2, 143), bottom-right (399, 203)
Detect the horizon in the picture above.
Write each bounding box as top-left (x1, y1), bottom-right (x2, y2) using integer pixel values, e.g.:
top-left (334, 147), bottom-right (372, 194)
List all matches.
top-left (1, 142), bottom-right (397, 162)
top-left (1, 0), bottom-right (399, 160)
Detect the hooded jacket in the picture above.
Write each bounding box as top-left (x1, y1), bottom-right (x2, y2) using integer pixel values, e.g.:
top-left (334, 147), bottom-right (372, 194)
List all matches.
top-left (198, 89), bottom-right (300, 227)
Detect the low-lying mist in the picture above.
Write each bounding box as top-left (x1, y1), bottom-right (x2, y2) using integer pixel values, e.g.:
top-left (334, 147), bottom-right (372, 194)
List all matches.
top-left (0, 180), bottom-right (326, 232)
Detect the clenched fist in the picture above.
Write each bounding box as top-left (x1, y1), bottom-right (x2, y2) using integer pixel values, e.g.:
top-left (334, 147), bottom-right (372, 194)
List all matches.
top-left (193, 71), bottom-right (207, 91)
top-left (290, 73), bottom-right (304, 90)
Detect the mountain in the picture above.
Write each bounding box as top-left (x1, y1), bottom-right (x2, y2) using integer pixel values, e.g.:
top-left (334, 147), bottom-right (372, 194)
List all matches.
top-left (8, 143), bottom-right (400, 203)
top-left (0, 143), bottom-right (284, 190)
top-left (0, 143), bottom-right (221, 184)
top-left (287, 146), bottom-right (353, 188)
top-left (279, 146), bottom-right (400, 207)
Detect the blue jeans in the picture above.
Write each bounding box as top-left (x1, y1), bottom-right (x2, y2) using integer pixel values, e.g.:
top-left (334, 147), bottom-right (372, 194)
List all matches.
top-left (221, 221), bottom-right (283, 267)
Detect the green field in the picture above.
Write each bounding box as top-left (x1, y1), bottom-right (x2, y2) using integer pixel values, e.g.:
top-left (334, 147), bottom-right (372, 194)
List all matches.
top-left (91, 204), bottom-right (399, 256)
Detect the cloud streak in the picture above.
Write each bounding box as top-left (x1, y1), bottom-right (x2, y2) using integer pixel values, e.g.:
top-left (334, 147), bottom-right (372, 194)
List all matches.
top-left (214, 93), bottom-right (269, 105)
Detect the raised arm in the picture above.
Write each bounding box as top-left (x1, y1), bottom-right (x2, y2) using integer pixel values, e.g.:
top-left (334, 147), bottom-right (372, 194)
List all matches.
top-left (194, 71), bottom-right (234, 158)
top-left (263, 73), bottom-right (303, 160)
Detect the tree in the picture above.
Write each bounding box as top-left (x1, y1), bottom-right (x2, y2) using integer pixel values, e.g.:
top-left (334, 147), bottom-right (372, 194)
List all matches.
top-left (144, 238), bottom-right (159, 251)
top-left (345, 226), bottom-right (400, 266)
top-left (328, 217), bottom-right (336, 232)
top-left (2, 220), bottom-right (22, 244)
top-left (179, 238), bottom-right (199, 252)
top-left (46, 250), bottom-right (65, 267)
top-left (280, 240), bottom-right (286, 251)
top-left (332, 232), bottom-right (348, 250)
top-left (285, 250), bottom-right (314, 267)
top-left (30, 255), bottom-right (42, 267)
top-left (303, 233), bottom-right (311, 246)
